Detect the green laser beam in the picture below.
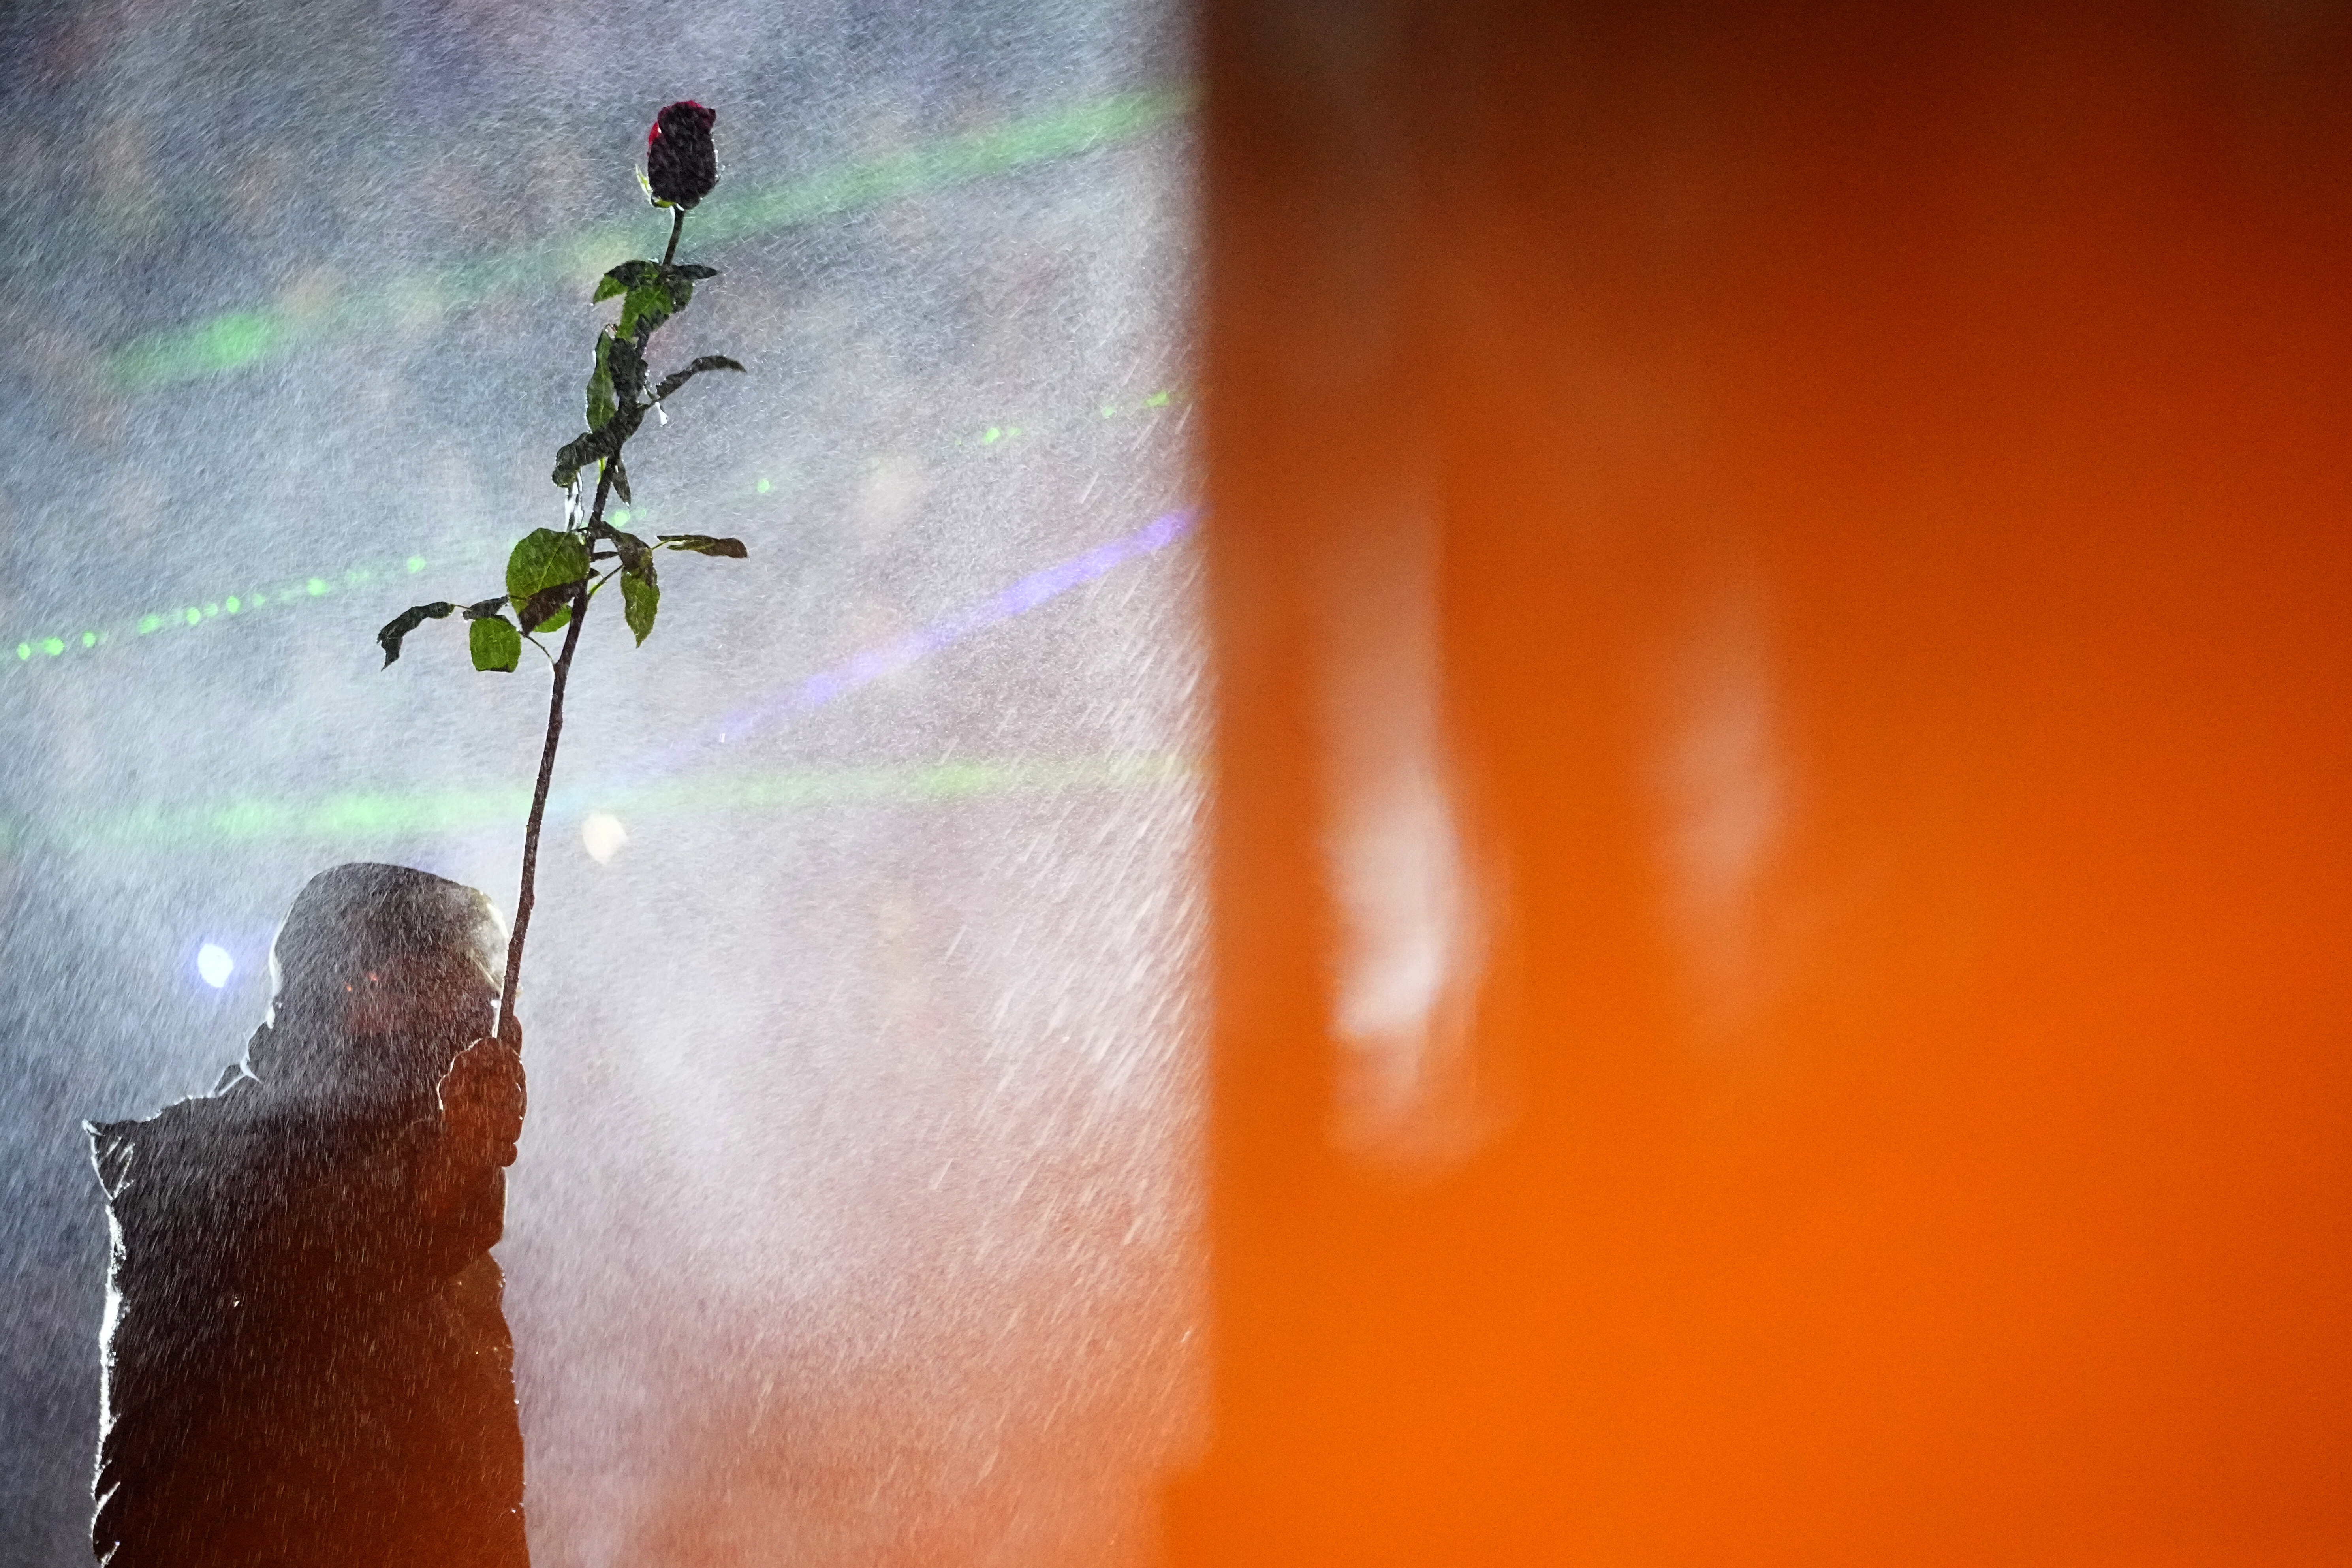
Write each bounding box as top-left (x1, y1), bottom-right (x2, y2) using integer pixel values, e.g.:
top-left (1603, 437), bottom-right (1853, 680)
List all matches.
top-left (103, 87), bottom-right (1193, 393)
top-left (2, 384), bottom-right (1192, 670)
top-left (5, 753), bottom-right (1200, 855)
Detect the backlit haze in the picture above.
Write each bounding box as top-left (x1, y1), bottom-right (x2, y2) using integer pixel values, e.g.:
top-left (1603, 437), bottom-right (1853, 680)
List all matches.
top-left (0, 0), bottom-right (1202, 1561)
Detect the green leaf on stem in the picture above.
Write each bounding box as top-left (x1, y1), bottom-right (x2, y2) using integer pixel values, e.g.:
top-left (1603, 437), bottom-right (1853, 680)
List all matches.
top-left (652, 356), bottom-right (746, 403)
top-left (469, 614), bottom-right (522, 672)
top-left (510, 530), bottom-right (591, 628)
top-left (513, 581), bottom-right (582, 635)
top-left (594, 260), bottom-right (664, 301)
top-left (508, 528), bottom-right (592, 602)
top-left (607, 336), bottom-right (647, 404)
top-left (590, 523), bottom-right (658, 583)
top-left (622, 570), bottom-right (660, 645)
top-left (377, 601), bottom-right (457, 666)
top-left (586, 331), bottom-right (618, 432)
top-left (619, 280), bottom-right (675, 341)
top-left (657, 533), bottom-right (750, 558)
top-left (552, 427), bottom-right (616, 489)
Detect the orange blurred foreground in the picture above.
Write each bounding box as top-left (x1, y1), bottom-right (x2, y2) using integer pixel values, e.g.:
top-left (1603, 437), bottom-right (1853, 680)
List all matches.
top-left (1170, 2), bottom-right (2352, 1563)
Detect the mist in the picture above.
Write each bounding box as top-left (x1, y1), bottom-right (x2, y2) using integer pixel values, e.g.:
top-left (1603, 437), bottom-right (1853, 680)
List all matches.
top-left (0, 0), bottom-right (1203, 1562)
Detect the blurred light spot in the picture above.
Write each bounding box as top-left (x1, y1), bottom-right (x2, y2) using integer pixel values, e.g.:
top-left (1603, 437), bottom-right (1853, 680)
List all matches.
top-left (406, 556), bottom-right (426, 573)
top-left (203, 604), bottom-right (219, 617)
top-left (582, 812), bottom-right (628, 865)
top-left (224, 598), bottom-right (239, 614)
top-left (196, 943), bottom-right (234, 989)
top-left (1145, 389), bottom-right (1171, 406)
top-left (306, 579), bottom-right (327, 596)
top-left (184, 608), bottom-right (200, 626)
top-left (42, 638), bottom-right (64, 656)
top-left (610, 508), bottom-right (632, 526)
top-left (15, 643), bottom-right (28, 660)
top-left (81, 631), bottom-right (96, 647)
top-left (755, 478), bottom-right (772, 494)
top-left (983, 426), bottom-right (1002, 444)
top-left (1320, 500), bottom-right (1492, 1175)
top-left (1653, 593), bottom-right (1786, 1030)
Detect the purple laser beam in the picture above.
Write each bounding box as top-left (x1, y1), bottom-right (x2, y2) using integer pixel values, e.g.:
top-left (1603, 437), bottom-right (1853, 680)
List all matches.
top-left (580, 505), bottom-right (1198, 795)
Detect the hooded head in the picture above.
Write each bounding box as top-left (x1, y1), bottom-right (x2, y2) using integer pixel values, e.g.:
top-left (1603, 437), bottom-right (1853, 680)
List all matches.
top-left (249, 863), bottom-right (506, 1109)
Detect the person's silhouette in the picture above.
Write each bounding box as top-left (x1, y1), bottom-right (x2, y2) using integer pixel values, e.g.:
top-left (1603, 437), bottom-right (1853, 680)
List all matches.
top-left (89, 864), bottom-right (529, 1567)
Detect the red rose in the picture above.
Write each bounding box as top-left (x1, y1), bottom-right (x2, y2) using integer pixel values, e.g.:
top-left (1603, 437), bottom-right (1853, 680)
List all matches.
top-left (646, 100), bottom-right (718, 209)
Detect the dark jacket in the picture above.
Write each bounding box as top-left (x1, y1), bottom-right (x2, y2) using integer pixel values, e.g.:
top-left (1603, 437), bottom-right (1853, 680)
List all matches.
top-left (88, 1067), bottom-right (526, 1568)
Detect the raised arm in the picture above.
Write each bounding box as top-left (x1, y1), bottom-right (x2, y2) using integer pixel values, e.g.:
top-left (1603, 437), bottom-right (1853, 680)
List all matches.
top-left (417, 1031), bottom-right (526, 1254)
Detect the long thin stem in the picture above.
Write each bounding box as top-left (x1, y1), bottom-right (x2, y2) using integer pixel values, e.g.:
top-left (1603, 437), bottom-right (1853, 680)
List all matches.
top-left (494, 203), bottom-right (689, 1049)
top-left (498, 462), bottom-right (609, 1048)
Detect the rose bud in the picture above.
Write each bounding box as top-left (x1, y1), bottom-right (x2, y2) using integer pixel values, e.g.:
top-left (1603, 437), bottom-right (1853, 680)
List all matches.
top-left (646, 100), bottom-right (719, 209)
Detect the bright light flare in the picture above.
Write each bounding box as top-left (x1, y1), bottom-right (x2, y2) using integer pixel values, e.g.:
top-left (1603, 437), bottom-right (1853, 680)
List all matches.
top-left (195, 943), bottom-right (234, 989)
top-left (581, 812), bottom-right (628, 865)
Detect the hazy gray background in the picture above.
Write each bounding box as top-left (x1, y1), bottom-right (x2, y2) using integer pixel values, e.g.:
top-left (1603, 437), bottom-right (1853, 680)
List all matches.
top-left (0, 1), bottom-right (1201, 1561)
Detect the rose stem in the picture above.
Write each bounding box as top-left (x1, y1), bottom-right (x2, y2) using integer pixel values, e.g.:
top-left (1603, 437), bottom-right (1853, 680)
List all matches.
top-left (496, 204), bottom-right (689, 1049)
top-left (498, 468), bottom-right (604, 1048)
